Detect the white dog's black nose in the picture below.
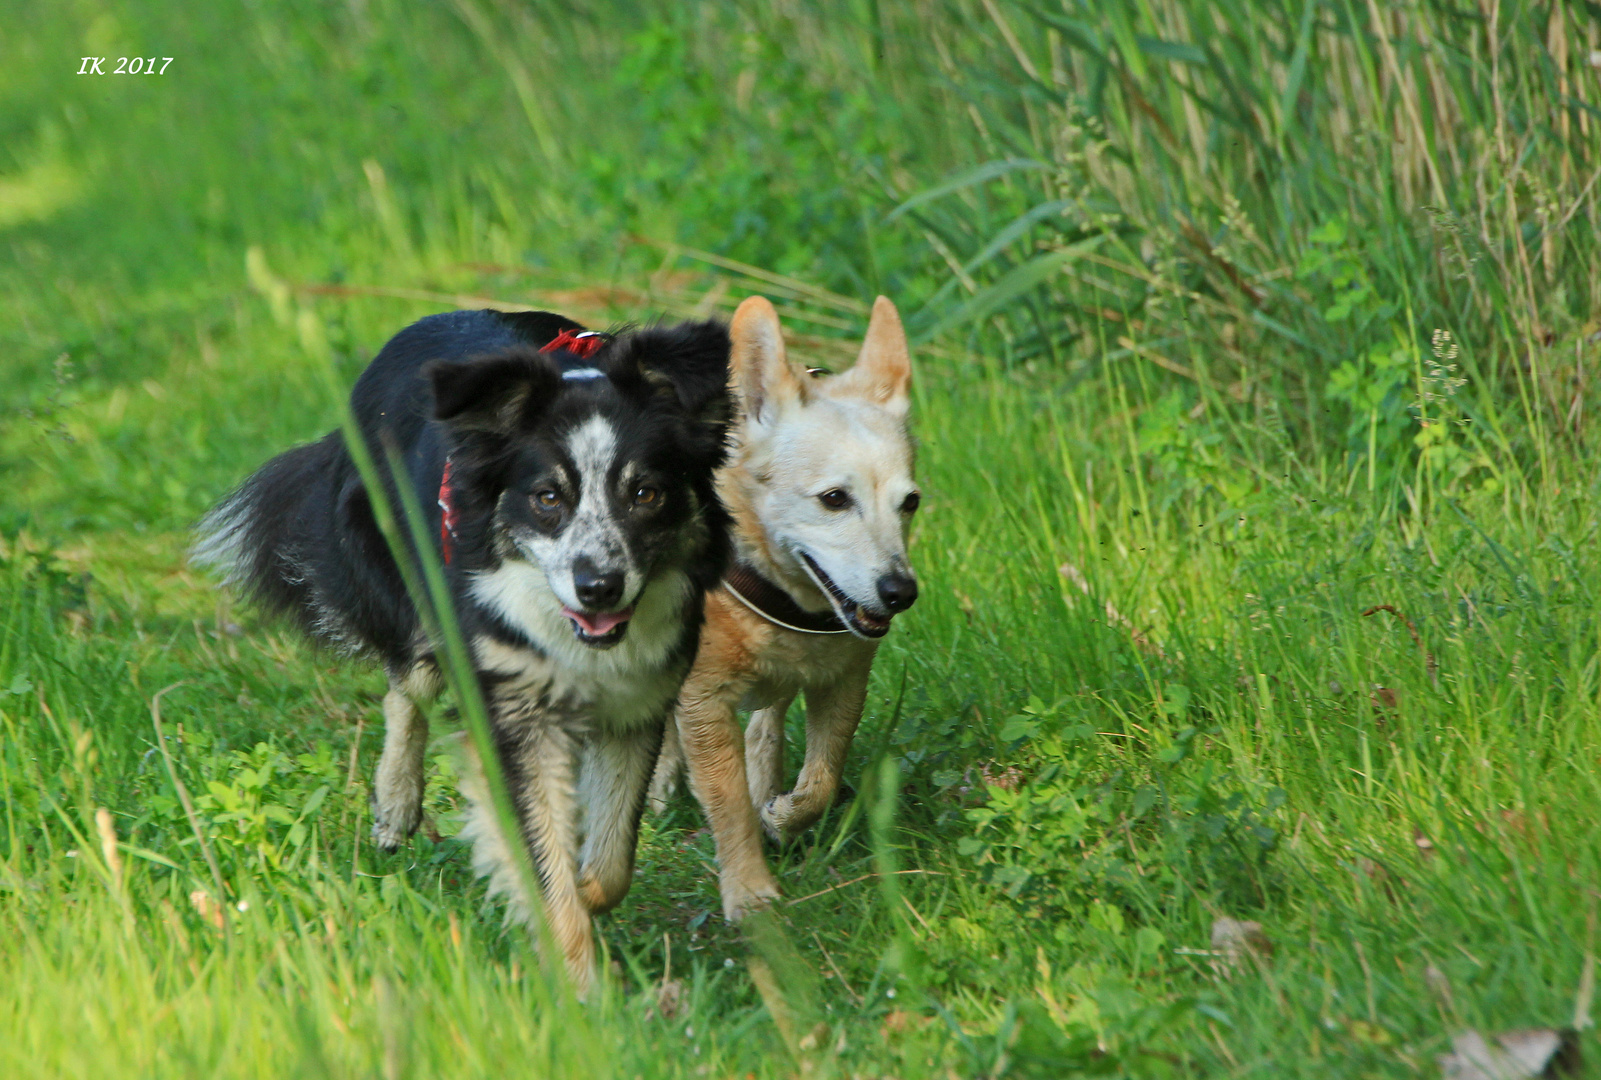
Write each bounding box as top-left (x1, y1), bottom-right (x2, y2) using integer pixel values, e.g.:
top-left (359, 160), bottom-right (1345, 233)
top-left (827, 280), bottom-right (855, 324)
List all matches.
top-left (573, 566), bottom-right (625, 610)
top-left (876, 573), bottom-right (918, 613)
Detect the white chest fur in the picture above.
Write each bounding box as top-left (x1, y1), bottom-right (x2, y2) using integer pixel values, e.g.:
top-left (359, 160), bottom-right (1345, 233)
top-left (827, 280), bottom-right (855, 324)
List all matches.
top-left (469, 561), bottom-right (694, 730)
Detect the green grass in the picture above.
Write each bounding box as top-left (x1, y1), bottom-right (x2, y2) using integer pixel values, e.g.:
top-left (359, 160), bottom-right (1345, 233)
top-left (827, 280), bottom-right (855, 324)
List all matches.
top-left (4, 0), bottom-right (1601, 1075)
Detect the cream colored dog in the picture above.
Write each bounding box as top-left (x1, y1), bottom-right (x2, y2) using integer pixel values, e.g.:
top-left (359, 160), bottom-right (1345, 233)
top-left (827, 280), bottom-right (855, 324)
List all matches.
top-left (648, 294), bottom-right (919, 919)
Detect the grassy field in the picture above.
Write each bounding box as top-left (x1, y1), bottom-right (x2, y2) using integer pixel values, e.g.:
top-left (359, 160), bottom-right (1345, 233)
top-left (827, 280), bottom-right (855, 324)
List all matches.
top-left (4, 0), bottom-right (1601, 1075)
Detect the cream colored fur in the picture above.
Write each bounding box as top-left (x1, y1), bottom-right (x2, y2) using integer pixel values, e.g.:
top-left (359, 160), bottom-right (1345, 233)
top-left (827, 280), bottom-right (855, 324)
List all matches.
top-left (648, 295), bottom-right (918, 921)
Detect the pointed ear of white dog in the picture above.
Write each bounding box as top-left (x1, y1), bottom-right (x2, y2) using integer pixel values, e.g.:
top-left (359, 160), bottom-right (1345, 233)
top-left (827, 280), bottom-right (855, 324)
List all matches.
top-left (835, 295), bottom-right (911, 413)
top-left (730, 295), bottom-right (808, 423)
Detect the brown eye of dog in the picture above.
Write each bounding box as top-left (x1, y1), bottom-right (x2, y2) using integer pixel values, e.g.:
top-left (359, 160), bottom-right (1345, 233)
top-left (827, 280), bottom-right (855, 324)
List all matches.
top-left (901, 491), bottom-right (921, 514)
top-left (633, 485), bottom-right (660, 507)
top-left (819, 489), bottom-right (850, 509)
top-left (534, 489), bottom-right (562, 510)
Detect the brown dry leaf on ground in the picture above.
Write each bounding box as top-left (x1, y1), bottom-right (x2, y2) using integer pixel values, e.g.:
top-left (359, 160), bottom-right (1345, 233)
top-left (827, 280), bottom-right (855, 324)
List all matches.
top-left (975, 761), bottom-right (1025, 791)
top-left (188, 889), bottom-right (224, 931)
top-left (1353, 857), bottom-right (1404, 902)
top-left (1210, 917), bottom-right (1272, 977)
top-left (1437, 1029), bottom-right (1579, 1078)
top-left (796, 1022), bottom-right (831, 1051)
top-left (881, 1010), bottom-right (935, 1038)
top-left (647, 978), bottom-right (686, 1022)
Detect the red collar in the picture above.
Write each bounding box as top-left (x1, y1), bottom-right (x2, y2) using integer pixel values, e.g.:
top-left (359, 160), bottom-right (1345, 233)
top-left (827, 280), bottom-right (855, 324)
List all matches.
top-left (437, 459), bottom-right (460, 564)
top-left (541, 327), bottom-right (609, 359)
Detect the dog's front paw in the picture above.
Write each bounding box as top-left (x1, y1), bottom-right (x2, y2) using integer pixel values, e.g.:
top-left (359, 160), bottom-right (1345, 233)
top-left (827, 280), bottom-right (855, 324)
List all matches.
top-left (758, 793), bottom-right (805, 843)
top-left (720, 874), bottom-right (781, 923)
top-left (369, 794), bottom-right (422, 852)
top-left (645, 768), bottom-right (679, 817)
top-left (576, 869), bottom-right (631, 915)
top-left (761, 787), bottom-right (841, 842)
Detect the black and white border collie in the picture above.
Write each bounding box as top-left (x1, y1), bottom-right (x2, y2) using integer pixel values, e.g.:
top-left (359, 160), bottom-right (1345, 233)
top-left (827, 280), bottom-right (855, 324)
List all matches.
top-left (195, 308), bottom-right (733, 990)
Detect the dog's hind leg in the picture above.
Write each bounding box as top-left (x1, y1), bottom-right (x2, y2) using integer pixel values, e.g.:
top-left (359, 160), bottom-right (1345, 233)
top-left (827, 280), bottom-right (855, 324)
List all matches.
top-left (645, 713), bottom-right (685, 814)
top-left (744, 694), bottom-right (795, 815)
top-left (761, 661), bottom-right (870, 841)
top-left (577, 721), bottom-right (664, 914)
top-left (371, 662), bottom-right (441, 851)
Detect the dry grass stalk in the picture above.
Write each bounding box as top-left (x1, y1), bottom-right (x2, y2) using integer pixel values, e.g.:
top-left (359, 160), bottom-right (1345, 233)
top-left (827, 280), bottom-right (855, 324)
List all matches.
top-left (1361, 604), bottom-right (1439, 684)
top-left (1059, 562), bottom-right (1170, 660)
top-left (94, 807), bottom-right (123, 894)
top-left (151, 683), bottom-right (229, 933)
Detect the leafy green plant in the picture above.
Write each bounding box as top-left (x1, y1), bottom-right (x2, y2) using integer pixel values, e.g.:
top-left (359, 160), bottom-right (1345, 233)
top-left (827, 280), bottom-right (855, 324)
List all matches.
top-left (957, 697), bottom-right (1285, 921)
top-left (185, 741), bottom-right (340, 872)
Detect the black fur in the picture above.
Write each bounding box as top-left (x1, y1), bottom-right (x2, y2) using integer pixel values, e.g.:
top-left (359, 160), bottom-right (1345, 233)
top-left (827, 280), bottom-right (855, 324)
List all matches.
top-left (196, 308), bottom-right (733, 669)
top-left (197, 309), bottom-right (733, 979)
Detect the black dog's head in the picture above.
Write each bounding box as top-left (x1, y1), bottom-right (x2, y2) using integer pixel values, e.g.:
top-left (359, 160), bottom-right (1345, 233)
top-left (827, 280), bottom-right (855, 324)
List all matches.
top-left (428, 321), bottom-right (732, 650)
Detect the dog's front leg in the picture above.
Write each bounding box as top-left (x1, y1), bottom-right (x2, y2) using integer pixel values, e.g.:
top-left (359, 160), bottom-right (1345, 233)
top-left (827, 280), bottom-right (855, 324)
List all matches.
top-left (761, 659), bottom-right (871, 840)
top-left (465, 709), bottom-right (594, 995)
top-left (678, 682), bottom-right (780, 922)
top-left (371, 662), bottom-right (441, 850)
top-left (511, 723), bottom-right (595, 994)
top-left (576, 720), bottom-right (664, 914)
top-left (743, 693), bottom-right (795, 814)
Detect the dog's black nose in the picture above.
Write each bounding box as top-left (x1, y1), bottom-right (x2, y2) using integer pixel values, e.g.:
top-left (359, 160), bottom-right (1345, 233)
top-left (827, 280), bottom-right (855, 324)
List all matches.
top-left (876, 573), bottom-right (918, 613)
top-left (573, 567), bottom-right (625, 610)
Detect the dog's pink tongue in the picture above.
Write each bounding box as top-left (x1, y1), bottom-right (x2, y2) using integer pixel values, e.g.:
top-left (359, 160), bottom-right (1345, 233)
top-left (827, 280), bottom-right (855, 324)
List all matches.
top-left (563, 606), bottom-right (634, 636)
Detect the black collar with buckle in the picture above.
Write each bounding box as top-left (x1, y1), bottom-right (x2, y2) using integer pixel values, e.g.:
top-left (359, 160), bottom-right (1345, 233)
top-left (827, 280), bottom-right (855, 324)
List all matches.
top-left (723, 562), bottom-right (849, 635)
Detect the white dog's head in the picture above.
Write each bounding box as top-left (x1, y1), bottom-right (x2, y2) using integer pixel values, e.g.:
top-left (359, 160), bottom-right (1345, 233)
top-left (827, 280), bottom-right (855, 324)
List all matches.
top-left (723, 295), bottom-right (918, 639)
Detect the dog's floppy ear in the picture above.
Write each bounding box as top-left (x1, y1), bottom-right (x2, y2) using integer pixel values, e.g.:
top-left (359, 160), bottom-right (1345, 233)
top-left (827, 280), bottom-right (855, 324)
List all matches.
top-left (428, 348), bottom-right (563, 434)
top-left (609, 320), bottom-right (733, 464)
top-left (730, 295), bottom-right (808, 423)
top-left (831, 296), bottom-right (911, 414)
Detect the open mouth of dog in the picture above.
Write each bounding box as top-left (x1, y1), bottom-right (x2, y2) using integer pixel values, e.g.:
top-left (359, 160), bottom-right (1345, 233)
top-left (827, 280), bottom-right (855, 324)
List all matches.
top-left (561, 605), bottom-right (635, 648)
top-left (799, 554), bottom-right (892, 639)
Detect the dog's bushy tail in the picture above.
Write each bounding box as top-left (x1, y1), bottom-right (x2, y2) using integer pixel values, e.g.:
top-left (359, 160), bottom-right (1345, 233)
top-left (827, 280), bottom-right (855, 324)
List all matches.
top-left (191, 433), bottom-right (344, 619)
